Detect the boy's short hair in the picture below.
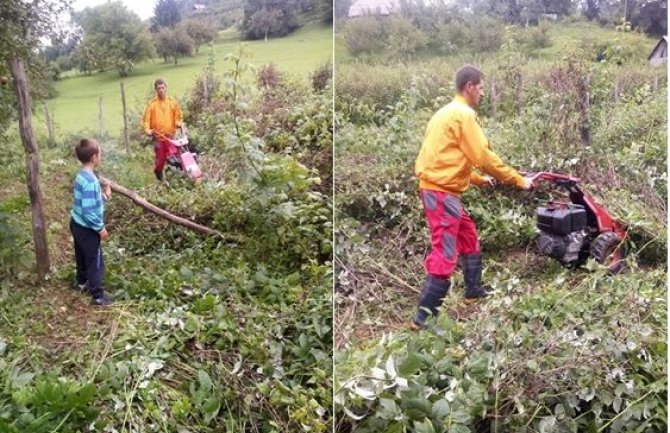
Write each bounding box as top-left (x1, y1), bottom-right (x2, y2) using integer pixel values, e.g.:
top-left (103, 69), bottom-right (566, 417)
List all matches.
top-left (154, 78), bottom-right (166, 89)
top-left (75, 138), bottom-right (100, 163)
top-left (455, 65), bottom-right (484, 92)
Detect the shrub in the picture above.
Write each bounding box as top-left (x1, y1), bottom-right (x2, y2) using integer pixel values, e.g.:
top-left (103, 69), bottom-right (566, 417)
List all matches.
top-left (524, 20), bottom-right (553, 50)
top-left (383, 16), bottom-right (428, 60)
top-left (310, 62), bottom-right (332, 92)
top-left (343, 17), bottom-right (385, 56)
top-left (470, 15), bottom-right (504, 52)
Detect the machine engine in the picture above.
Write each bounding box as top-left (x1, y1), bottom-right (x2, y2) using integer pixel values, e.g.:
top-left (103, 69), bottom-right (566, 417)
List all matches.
top-left (535, 203), bottom-right (589, 264)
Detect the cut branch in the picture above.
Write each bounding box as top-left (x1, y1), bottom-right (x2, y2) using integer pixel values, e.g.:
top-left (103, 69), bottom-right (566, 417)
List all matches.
top-left (99, 176), bottom-right (239, 242)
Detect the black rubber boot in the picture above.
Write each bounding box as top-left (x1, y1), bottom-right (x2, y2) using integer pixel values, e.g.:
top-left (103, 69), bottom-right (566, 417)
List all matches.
top-left (462, 253), bottom-right (491, 302)
top-left (154, 169), bottom-right (164, 181)
top-left (413, 275), bottom-right (451, 328)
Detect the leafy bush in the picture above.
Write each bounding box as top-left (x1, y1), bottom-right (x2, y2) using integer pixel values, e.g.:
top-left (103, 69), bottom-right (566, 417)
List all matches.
top-left (310, 62), bottom-right (332, 93)
top-left (523, 20), bottom-right (553, 51)
top-left (343, 17), bottom-right (385, 56)
top-left (384, 16), bottom-right (429, 60)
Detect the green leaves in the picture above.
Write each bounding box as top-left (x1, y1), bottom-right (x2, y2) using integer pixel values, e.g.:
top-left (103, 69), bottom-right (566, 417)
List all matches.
top-left (397, 352), bottom-right (423, 377)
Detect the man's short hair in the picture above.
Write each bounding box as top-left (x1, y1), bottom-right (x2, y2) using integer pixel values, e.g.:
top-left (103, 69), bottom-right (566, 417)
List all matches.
top-left (75, 138), bottom-right (100, 163)
top-left (455, 65), bottom-right (484, 92)
top-left (154, 78), bottom-right (166, 89)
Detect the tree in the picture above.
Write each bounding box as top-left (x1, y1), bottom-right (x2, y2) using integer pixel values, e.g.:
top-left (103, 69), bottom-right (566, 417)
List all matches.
top-left (153, 0), bottom-right (181, 29)
top-left (240, 0), bottom-right (301, 40)
top-left (320, 0), bottom-right (333, 23)
top-left (631, 0), bottom-right (667, 36)
top-left (76, 2), bottom-right (155, 77)
top-left (583, 0), bottom-right (603, 20)
top-left (153, 26), bottom-right (195, 65)
top-left (183, 19), bottom-right (217, 53)
top-left (73, 39), bottom-right (106, 75)
top-left (0, 0), bottom-right (69, 279)
top-left (250, 8), bottom-right (283, 41)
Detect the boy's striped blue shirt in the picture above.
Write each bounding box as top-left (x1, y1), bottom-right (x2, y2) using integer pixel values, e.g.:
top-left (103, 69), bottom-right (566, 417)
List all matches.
top-left (71, 169), bottom-right (105, 231)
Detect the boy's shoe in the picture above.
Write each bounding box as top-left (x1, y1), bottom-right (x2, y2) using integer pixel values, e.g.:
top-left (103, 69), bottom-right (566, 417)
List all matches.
top-left (91, 293), bottom-right (114, 306)
top-left (73, 280), bottom-right (89, 293)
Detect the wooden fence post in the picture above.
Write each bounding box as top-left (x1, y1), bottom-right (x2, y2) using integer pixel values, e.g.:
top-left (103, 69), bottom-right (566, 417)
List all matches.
top-left (43, 102), bottom-right (55, 147)
top-left (120, 82), bottom-right (130, 152)
top-left (578, 74), bottom-right (591, 147)
top-left (8, 58), bottom-right (50, 279)
top-left (98, 95), bottom-right (104, 140)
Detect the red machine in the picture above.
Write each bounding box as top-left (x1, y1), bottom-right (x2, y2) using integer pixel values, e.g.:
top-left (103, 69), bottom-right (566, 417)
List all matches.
top-left (528, 172), bottom-right (627, 274)
top-left (155, 132), bottom-right (202, 181)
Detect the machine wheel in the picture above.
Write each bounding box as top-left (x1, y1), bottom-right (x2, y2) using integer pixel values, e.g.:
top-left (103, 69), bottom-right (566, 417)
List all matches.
top-left (590, 232), bottom-right (626, 274)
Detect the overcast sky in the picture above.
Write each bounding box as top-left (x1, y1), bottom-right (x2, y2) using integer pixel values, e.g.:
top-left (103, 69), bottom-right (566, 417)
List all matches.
top-left (72, 0), bottom-right (155, 21)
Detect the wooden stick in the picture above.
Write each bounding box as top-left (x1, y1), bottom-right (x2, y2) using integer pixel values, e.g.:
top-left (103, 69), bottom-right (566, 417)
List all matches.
top-left (120, 82), bottom-right (130, 152)
top-left (99, 175), bottom-right (238, 241)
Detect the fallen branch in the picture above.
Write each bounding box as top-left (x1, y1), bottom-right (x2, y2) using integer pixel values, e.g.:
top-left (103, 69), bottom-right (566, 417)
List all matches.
top-left (99, 175), bottom-right (239, 242)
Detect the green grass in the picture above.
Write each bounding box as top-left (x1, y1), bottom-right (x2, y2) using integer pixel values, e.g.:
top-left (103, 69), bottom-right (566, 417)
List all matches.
top-left (47, 22), bottom-right (332, 138)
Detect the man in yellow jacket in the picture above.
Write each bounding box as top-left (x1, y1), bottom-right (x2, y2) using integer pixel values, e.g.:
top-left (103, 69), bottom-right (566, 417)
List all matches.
top-left (142, 78), bottom-right (186, 181)
top-left (413, 64), bottom-right (532, 329)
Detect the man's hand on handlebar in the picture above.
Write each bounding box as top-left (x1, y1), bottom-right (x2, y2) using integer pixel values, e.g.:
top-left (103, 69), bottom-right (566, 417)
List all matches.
top-left (522, 176), bottom-right (534, 190)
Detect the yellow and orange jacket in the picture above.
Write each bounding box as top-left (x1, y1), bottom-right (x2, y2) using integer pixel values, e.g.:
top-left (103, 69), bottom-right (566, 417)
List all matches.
top-left (142, 96), bottom-right (183, 136)
top-left (415, 94), bottom-right (525, 195)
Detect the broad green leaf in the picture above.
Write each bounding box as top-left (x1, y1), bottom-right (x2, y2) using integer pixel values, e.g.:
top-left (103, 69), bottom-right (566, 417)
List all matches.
top-left (432, 398), bottom-right (450, 420)
top-left (180, 267), bottom-right (194, 280)
top-left (414, 418), bottom-right (436, 433)
top-left (12, 372), bottom-right (33, 388)
top-left (377, 398), bottom-right (398, 419)
top-left (449, 410), bottom-right (471, 424)
top-left (398, 352), bottom-right (423, 376)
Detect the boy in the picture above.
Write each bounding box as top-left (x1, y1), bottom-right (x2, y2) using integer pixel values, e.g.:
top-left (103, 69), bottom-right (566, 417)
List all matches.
top-left (70, 138), bottom-right (114, 306)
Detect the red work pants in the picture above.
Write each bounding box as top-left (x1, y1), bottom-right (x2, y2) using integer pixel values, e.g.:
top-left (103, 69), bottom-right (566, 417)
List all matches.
top-left (420, 189), bottom-right (480, 278)
top-left (154, 139), bottom-right (171, 172)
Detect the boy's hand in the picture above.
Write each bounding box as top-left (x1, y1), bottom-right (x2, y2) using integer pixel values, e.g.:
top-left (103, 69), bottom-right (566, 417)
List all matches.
top-left (99, 227), bottom-right (109, 240)
top-left (102, 184), bottom-right (112, 201)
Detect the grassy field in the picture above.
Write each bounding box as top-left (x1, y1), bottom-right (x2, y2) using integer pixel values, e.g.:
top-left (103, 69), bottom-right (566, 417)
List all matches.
top-left (46, 22), bottom-right (332, 139)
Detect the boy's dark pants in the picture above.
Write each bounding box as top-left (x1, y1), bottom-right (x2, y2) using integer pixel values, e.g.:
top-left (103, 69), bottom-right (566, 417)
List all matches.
top-left (70, 219), bottom-right (105, 299)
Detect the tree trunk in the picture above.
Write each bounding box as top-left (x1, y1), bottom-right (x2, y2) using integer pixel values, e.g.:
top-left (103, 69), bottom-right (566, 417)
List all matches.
top-left (99, 175), bottom-right (238, 241)
top-left (8, 58), bottom-right (50, 279)
top-left (43, 102), bottom-right (55, 147)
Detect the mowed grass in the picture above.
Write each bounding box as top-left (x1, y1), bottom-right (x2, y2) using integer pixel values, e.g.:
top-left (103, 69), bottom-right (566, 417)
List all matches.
top-left (47, 23), bottom-right (332, 138)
